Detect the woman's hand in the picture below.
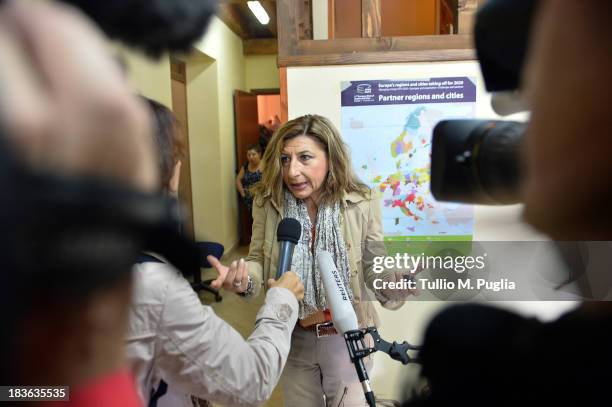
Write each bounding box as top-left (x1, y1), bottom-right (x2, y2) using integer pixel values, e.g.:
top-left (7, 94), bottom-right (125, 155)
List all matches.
top-left (207, 256), bottom-right (249, 293)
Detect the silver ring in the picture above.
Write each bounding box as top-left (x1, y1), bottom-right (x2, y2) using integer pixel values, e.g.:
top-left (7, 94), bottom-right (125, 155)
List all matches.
top-left (233, 281), bottom-right (242, 287)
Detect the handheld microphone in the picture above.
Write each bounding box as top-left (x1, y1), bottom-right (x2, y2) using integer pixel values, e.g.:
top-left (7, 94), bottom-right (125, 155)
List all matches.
top-left (317, 251), bottom-right (376, 407)
top-left (275, 218), bottom-right (301, 279)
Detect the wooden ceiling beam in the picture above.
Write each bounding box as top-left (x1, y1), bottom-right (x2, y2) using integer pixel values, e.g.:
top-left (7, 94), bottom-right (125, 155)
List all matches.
top-left (297, 34), bottom-right (473, 54)
top-left (278, 48), bottom-right (476, 67)
top-left (277, 33), bottom-right (475, 66)
top-left (243, 38), bottom-right (278, 55)
top-left (219, 2), bottom-right (278, 40)
top-left (217, 4), bottom-right (249, 39)
top-left (277, 0), bottom-right (300, 58)
top-left (261, 1), bottom-right (278, 37)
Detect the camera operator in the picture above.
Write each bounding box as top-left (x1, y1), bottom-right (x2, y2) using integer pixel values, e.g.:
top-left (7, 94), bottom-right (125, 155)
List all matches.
top-left (522, 1), bottom-right (612, 240)
top-left (1, 2), bottom-right (306, 407)
top-left (409, 1), bottom-right (612, 405)
top-left (0, 0), bottom-right (156, 404)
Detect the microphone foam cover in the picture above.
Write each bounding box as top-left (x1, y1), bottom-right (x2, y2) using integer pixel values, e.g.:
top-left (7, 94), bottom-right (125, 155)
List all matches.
top-left (277, 218), bottom-right (301, 244)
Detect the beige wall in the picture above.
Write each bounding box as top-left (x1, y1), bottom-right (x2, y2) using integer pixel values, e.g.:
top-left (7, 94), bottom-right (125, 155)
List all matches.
top-left (120, 48), bottom-right (172, 108)
top-left (245, 55), bottom-right (280, 91)
top-left (120, 17), bottom-right (247, 249)
top-left (184, 54), bottom-right (224, 243)
top-left (119, 19), bottom-right (280, 252)
top-left (188, 16), bottom-right (247, 249)
top-left (189, 17), bottom-right (279, 249)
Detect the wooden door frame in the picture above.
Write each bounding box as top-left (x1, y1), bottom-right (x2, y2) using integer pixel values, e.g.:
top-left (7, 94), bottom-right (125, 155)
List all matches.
top-left (251, 88), bottom-right (281, 95)
top-left (233, 90), bottom-right (260, 245)
top-left (170, 58), bottom-right (195, 240)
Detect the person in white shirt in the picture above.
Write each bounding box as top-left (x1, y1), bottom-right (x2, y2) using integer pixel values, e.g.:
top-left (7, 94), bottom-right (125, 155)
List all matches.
top-left (125, 97), bottom-right (304, 407)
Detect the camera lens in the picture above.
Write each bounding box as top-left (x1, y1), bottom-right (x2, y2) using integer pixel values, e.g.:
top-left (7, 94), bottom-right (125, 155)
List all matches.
top-left (431, 120), bottom-right (526, 204)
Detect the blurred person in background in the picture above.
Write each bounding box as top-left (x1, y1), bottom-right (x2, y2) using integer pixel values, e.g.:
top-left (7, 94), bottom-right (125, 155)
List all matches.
top-left (236, 143), bottom-right (263, 214)
top-left (258, 124), bottom-right (273, 153)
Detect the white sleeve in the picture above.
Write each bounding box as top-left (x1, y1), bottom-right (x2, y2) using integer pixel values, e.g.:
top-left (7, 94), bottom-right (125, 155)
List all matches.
top-left (155, 272), bottom-right (298, 407)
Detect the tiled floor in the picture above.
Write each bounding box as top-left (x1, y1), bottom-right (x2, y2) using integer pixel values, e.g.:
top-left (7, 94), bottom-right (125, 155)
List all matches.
top-left (197, 244), bottom-right (285, 407)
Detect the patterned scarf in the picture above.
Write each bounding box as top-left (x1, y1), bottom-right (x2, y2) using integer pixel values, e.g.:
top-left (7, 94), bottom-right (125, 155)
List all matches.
top-left (283, 190), bottom-right (353, 319)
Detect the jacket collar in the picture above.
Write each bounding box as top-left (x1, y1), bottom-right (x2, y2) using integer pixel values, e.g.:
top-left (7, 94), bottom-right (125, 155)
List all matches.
top-left (343, 191), bottom-right (367, 205)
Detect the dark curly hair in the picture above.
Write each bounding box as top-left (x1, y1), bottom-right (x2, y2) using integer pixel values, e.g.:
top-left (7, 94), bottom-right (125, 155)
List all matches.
top-left (140, 96), bottom-right (185, 192)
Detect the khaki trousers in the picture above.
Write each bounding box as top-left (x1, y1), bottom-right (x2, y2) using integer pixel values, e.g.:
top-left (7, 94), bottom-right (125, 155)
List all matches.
top-left (281, 326), bottom-right (372, 407)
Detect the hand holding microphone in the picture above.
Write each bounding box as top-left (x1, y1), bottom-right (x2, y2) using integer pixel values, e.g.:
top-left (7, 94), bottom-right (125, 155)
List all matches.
top-left (268, 272), bottom-right (304, 301)
top-left (207, 217), bottom-right (303, 296)
top-left (379, 271), bottom-right (420, 302)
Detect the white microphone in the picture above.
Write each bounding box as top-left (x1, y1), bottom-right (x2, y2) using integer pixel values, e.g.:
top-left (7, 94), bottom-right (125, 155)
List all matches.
top-left (317, 250), bottom-right (358, 333)
top-left (317, 251), bottom-right (376, 407)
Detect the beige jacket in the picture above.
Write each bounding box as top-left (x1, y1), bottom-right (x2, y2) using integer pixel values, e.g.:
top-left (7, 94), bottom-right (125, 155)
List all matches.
top-left (126, 260), bottom-right (298, 407)
top-left (246, 190), bottom-right (399, 328)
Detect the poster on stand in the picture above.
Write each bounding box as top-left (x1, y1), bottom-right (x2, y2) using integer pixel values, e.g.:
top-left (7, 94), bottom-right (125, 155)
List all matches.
top-left (341, 77), bottom-right (477, 241)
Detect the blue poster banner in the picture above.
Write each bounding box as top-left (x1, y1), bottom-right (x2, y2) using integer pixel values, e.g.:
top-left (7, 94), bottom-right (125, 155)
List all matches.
top-left (341, 77), bottom-right (477, 240)
top-left (341, 77), bottom-right (477, 107)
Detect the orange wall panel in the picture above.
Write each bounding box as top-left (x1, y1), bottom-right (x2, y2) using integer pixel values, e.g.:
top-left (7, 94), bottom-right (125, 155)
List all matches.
top-left (381, 0), bottom-right (437, 36)
top-left (334, 0), bottom-right (362, 38)
top-left (333, 0), bottom-right (438, 38)
top-left (257, 94), bottom-right (281, 125)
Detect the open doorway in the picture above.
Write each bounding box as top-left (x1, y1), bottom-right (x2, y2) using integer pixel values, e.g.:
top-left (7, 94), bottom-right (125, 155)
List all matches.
top-left (234, 89), bottom-right (282, 245)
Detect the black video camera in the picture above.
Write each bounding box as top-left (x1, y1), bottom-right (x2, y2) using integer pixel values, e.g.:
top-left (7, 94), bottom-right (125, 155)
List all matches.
top-left (430, 0), bottom-right (539, 205)
top-left (58, 0), bottom-right (217, 57)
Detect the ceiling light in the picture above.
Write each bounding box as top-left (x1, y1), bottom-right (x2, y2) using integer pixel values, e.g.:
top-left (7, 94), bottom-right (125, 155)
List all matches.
top-left (247, 1), bottom-right (270, 25)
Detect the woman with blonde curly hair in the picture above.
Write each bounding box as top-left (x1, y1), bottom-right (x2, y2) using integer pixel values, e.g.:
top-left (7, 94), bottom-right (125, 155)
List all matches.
top-left (210, 114), bottom-right (411, 407)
